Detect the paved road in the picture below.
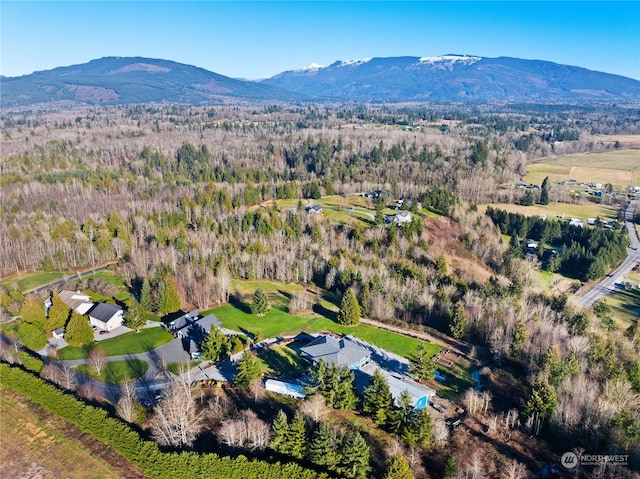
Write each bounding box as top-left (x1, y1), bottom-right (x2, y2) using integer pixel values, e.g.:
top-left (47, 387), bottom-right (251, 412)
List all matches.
top-left (573, 200), bottom-right (640, 308)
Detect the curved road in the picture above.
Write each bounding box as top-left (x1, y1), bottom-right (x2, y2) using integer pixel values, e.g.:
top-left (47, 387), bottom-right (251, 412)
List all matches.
top-left (573, 199), bottom-right (640, 308)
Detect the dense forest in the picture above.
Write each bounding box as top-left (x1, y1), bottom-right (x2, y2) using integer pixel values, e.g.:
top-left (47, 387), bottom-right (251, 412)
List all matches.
top-left (1, 103), bottom-right (639, 478)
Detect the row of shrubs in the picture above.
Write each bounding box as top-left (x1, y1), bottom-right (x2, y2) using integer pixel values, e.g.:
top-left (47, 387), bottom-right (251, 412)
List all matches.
top-left (0, 363), bottom-right (329, 479)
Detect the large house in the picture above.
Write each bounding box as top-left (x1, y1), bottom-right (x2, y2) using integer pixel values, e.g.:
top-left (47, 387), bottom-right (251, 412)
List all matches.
top-left (88, 303), bottom-right (124, 332)
top-left (385, 210), bottom-right (412, 226)
top-left (58, 290), bottom-right (94, 314)
top-left (359, 364), bottom-right (435, 410)
top-left (300, 334), bottom-right (370, 370)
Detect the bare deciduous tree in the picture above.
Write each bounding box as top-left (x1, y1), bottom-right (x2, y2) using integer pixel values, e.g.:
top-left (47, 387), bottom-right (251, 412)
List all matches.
top-left (299, 393), bottom-right (329, 423)
top-left (116, 380), bottom-right (138, 423)
top-left (502, 459), bottom-right (526, 479)
top-left (433, 420), bottom-right (450, 447)
top-left (149, 378), bottom-right (204, 447)
top-left (87, 347), bottom-right (107, 376)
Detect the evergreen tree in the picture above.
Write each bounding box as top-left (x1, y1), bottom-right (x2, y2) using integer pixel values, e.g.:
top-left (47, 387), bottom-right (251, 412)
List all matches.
top-left (448, 303), bottom-right (468, 339)
top-left (251, 288), bottom-right (269, 316)
top-left (160, 276), bottom-right (181, 313)
top-left (201, 326), bottom-right (231, 362)
top-left (444, 456), bottom-right (458, 478)
top-left (525, 375), bottom-right (557, 422)
top-left (234, 351), bottom-right (262, 389)
top-left (17, 321), bottom-right (47, 350)
top-left (47, 295), bottom-right (70, 330)
top-left (287, 412), bottom-right (307, 459)
top-left (359, 282), bottom-right (371, 317)
top-left (409, 342), bottom-right (435, 382)
top-left (125, 299), bottom-right (146, 332)
top-left (363, 368), bottom-right (394, 426)
top-left (21, 295), bottom-right (46, 325)
top-left (337, 289), bottom-right (361, 326)
top-left (389, 390), bottom-right (414, 435)
top-left (521, 189), bottom-right (534, 206)
top-left (382, 456), bottom-right (413, 479)
top-left (154, 280), bottom-right (166, 313)
top-left (540, 176), bottom-right (550, 205)
top-left (404, 407), bottom-right (432, 447)
top-left (270, 409), bottom-right (289, 454)
top-left (140, 278), bottom-right (152, 311)
top-left (335, 432), bottom-right (371, 479)
top-left (65, 311), bottom-right (94, 347)
top-left (334, 367), bottom-right (359, 410)
top-left (309, 422), bottom-right (337, 468)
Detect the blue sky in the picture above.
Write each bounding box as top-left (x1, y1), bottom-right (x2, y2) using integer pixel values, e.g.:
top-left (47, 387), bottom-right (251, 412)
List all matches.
top-left (2, 1), bottom-right (639, 80)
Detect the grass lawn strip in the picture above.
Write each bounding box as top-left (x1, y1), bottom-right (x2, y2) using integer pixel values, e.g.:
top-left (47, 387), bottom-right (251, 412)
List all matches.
top-left (257, 344), bottom-right (310, 377)
top-left (76, 360), bottom-right (149, 384)
top-left (58, 327), bottom-right (173, 359)
top-left (0, 389), bottom-right (126, 479)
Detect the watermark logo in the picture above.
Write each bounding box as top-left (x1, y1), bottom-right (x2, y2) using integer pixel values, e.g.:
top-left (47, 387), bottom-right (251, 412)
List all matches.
top-left (561, 451), bottom-right (629, 469)
top-left (561, 452), bottom-right (578, 469)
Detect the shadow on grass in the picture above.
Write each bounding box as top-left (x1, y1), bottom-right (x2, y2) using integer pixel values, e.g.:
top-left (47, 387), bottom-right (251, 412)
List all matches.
top-left (230, 298), bottom-right (252, 315)
top-left (258, 348), bottom-right (308, 378)
top-left (312, 303), bottom-right (337, 322)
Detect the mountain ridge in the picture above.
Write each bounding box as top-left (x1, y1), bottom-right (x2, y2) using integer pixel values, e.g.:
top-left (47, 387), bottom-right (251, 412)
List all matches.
top-left (2, 55), bottom-right (639, 108)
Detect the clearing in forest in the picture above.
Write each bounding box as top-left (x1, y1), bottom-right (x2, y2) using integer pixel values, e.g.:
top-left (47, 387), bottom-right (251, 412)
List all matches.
top-left (525, 149), bottom-right (640, 189)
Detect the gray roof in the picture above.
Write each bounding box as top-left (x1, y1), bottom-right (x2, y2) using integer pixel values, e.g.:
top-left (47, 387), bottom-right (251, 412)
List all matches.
top-left (171, 310), bottom-right (199, 330)
top-left (193, 313), bottom-right (221, 335)
top-left (89, 303), bottom-right (123, 323)
top-left (58, 290), bottom-right (93, 312)
top-left (300, 335), bottom-right (370, 368)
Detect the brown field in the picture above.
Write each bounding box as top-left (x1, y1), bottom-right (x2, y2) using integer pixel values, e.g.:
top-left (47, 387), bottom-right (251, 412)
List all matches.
top-left (0, 390), bottom-right (142, 479)
top-left (478, 202), bottom-right (619, 223)
top-left (525, 149), bottom-right (640, 188)
top-left (592, 134), bottom-right (640, 148)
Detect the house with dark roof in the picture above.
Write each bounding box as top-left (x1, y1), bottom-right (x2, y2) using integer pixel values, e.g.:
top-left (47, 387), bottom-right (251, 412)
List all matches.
top-left (305, 204), bottom-right (323, 216)
top-left (186, 313), bottom-right (222, 344)
top-left (168, 310), bottom-right (199, 338)
top-left (300, 334), bottom-right (370, 370)
top-left (88, 303), bottom-right (124, 332)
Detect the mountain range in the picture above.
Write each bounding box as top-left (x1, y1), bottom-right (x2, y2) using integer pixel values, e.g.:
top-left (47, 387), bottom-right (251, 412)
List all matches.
top-left (2, 55), bottom-right (639, 108)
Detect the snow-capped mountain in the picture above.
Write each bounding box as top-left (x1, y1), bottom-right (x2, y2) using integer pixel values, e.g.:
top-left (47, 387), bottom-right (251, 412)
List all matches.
top-left (263, 55), bottom-right (640, 102)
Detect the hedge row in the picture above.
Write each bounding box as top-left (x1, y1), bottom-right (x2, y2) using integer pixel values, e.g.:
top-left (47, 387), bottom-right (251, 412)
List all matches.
top-left (0, 363), bottom-right (329, 479)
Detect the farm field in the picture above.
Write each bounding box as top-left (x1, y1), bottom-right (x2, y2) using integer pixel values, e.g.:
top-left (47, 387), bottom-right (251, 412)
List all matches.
top-left (592, 134), bottom-right (640, 148)
top-left (524, 149), bottom-right (640, 189)
top-left (0, 390), bottom-right (127, 479)
top-left (478, 202), bottom-right (619, 222)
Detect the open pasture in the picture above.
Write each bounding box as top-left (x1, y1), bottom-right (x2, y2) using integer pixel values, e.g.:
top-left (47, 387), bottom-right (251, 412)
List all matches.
top-left (525, 149), bottom-right (640, 188)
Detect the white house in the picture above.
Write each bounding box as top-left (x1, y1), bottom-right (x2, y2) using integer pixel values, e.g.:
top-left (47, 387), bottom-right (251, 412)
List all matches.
top-left (58, 290), bottom-right (94, 314)
top-left (385, 210), bottom-right (412, 226)
top-left (88, 303), bottom-right (124, 332)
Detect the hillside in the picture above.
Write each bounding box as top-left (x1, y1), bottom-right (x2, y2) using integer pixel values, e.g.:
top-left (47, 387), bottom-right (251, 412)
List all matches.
top-left (0, 57), bottom-right (303, 108)
top-left (263, 55), bottom-right (640, 102)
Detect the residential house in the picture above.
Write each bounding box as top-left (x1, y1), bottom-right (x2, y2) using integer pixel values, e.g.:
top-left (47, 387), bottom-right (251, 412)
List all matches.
top-left (385, 210), bottom-right (412, 226)
top-left (52, 326), bottom-right (65, 339)
top-left (359, 365), bottom-right (435, 410)
top-left (169, 310), bottom-right (199, 338)
top-left (300, 334), bottom-right (370, 370)
top-left (88, 303), bottom-right (124, 332)
top-left (569, 218), bottom-right (584, 228)
top-left (186, 313), bottom-right (222, 343)
top-left (58, 290), bottom-right (94, 314)
top-left (305, 205), bottom-right (323, 216)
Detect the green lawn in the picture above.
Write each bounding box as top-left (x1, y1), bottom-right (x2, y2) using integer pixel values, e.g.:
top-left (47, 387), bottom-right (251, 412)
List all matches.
top-left (257, 345), bottom-right (310, 377)
top-left (604, 287), bottom-right (640, 330)
top-left (208, 302), bottom-right (440, 361)
top-left (0, 271), bottom-right (66, 293)
top-left (76, 359), bottom-right (149, 384)
top-left (166, 360), bottom-right (202, 375)
top-left (58, 327), bottom-right (173, 359)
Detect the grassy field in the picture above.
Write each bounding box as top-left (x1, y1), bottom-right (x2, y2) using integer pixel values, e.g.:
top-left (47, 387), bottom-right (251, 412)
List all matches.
top-left (0, 271), bottom-right (67, 292)
top-left (525, 149), bottom-right (640, 189)
top-left (0, 390), bottom-right (126, 479)
top-left (479, 202), bottom-right (619, 223)
top-left (604, 287), bottom-right (640, 330)
top-left (58, 327), bottom-right (173, 359)
top-left (209, 302), bottom-right (440, 361)
top-left (257, 344), bottom-right (310, 377)
top-left (76, 359), bottom-right (149, 384)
